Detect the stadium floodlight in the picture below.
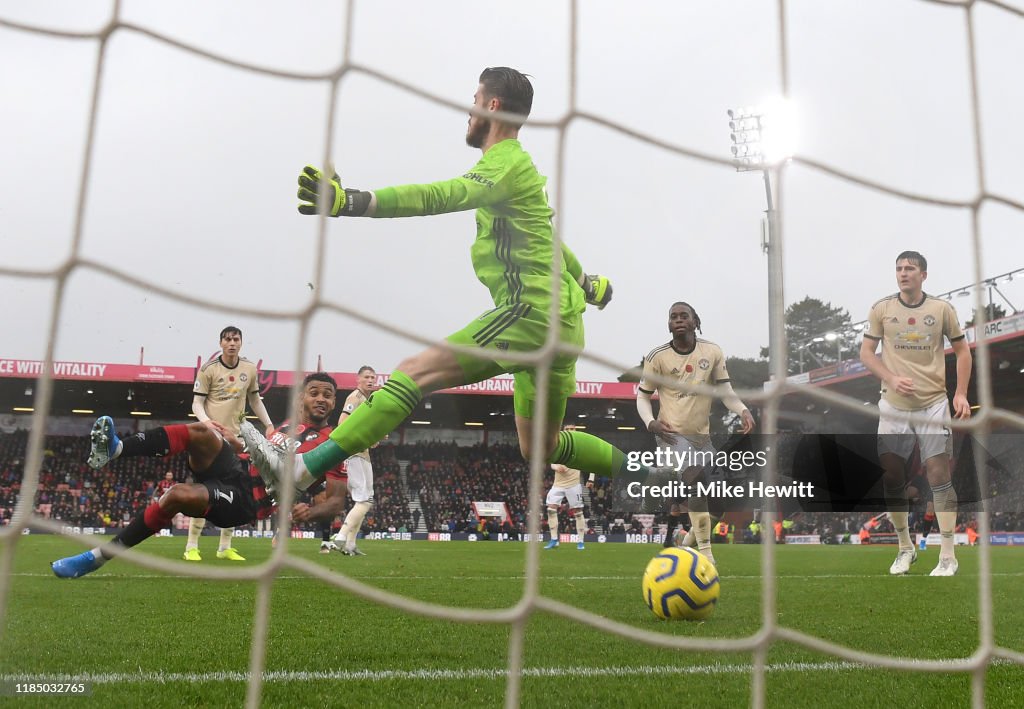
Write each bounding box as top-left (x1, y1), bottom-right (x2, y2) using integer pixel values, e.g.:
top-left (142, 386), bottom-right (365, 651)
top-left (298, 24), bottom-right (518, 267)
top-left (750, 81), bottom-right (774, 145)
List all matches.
top-left (727, 98), bottom-right (798, 376)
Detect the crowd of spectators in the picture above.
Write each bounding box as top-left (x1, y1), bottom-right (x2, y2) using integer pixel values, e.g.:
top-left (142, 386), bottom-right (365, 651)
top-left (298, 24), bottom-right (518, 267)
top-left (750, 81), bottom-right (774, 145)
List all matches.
top-left (2, 428), bottom-right (1022, 540)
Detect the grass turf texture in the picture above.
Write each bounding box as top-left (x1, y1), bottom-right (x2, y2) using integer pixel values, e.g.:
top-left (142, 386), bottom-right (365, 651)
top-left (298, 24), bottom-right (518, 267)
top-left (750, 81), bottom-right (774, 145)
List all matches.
top-left (2, 537), bottom-right (1023, 707)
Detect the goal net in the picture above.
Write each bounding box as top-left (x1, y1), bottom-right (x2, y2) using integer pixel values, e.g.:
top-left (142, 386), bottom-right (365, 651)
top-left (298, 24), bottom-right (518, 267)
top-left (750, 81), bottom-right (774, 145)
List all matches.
top-left (1, 1), bottom-right (1022, 707)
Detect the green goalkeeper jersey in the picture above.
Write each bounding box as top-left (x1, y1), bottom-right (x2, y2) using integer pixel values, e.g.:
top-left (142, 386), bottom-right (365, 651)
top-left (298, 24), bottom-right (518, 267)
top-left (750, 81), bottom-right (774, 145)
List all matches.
top-left (373, 139), bottom-right (586, 319)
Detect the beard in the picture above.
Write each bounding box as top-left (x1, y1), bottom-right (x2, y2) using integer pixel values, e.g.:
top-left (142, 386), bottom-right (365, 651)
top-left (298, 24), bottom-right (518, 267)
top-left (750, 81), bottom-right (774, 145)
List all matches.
top-left (465, 117), bottom-right (490, 148)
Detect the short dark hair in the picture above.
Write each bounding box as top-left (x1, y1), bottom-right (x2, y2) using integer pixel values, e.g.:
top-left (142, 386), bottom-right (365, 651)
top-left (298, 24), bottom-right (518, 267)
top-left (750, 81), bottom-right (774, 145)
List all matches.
top-left (357, 365), bottom-right (375, 375)
top-left (220, 326), bottom-right (242, 340)
top-left (896, 251), bottom-right (927, 271)
top-left (303, 372), bottom-right (337, 391)
top-left (670, 301), bottom-right (702, 333)
top-left (479, 67), bottom-right (533, 127)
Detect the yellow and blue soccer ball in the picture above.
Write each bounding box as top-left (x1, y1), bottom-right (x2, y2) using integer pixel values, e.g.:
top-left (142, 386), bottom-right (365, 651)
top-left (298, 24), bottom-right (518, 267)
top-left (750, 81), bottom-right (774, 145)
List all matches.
top-left (642, 547), bottom-right (720, 620)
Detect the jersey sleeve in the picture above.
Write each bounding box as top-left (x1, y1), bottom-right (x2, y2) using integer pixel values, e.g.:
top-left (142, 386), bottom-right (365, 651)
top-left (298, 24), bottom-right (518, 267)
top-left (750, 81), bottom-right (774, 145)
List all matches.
top-left (943, 302), bottom-right (965, 342)
top-left (192, 366), bottom-right (211, 397)
top-left (712, 346), bottom-right (730, 382)
top-left (638, 354), bottom-right (659, 394)
top-left (865, 301), bottom-right (884, 340)
top-left (246, 363), bottom-right (260, 395)
top-left (561, 242), bottom-right (584, 282)
top-left (342, 391), bottom-right (361, 415)
top-left (373, 151), bottom-right (515, 217)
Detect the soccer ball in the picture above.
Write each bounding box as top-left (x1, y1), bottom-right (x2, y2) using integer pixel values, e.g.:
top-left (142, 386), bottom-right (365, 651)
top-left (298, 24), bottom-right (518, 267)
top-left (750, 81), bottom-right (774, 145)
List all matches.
top-left (642, 547), bottom-right (720, 621)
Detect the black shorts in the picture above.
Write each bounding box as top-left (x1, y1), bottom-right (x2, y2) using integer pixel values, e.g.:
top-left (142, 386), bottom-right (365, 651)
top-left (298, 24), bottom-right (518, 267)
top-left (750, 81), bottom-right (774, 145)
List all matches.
top-left (191, 442), bottom-right (259, 528)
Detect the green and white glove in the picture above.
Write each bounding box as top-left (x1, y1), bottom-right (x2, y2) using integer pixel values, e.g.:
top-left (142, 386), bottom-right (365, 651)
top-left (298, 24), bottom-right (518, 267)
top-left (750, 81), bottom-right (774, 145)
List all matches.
top-left (297, 165), bottom-right (371, 217)
top-left (581, 274), bottom-right (613, 309)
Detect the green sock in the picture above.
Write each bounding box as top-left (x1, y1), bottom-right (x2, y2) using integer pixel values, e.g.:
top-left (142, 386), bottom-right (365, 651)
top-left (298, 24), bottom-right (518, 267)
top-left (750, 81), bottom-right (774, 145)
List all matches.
top-left (549, 430), bottom-right (645, 478)
top-left (310, 370), bottom-right (422, 477)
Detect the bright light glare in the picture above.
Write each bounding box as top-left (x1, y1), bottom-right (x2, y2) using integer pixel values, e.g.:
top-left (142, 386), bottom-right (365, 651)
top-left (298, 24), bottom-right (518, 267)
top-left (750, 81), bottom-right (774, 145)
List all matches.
top-left (759, 97), bottom-right (798, 163)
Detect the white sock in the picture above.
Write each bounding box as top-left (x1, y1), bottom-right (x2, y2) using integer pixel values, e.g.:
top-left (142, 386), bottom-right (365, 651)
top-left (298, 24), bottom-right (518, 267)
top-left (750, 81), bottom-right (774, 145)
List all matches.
top-left (932, 481), bottom-right (958, 558)
top-left (91, 546), bottom-right (109, 565)
top-left (547, 509), bottom-right (559, 540)
top-left (185, 517), bottom-right (204, 550)
top-left (218, 527), bottom-right (234, 552)
top-left (343, 502), bottom-right (372, 548)
top-left (573, 510), bottom-right (586, 541)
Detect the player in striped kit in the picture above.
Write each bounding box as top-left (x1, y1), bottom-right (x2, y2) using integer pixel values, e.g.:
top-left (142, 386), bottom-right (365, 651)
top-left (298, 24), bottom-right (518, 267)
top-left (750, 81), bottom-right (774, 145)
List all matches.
top-left (51, 373), bottom-right (346, 579)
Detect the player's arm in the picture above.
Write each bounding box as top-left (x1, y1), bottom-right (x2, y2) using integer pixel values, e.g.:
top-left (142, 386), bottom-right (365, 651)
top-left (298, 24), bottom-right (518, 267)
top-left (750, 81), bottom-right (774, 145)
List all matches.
top-left (637, 359), bottom-right (678, 444)
top-left (950, 337), bottom-right (972, 419)
top-left (717, 380), bottom-right (756, 434)
top-left (296, 158), bottom-right (514, 218)
top-left (191, 394), bottom-right (210, 423)
top-left (247, 390), bottom-right (274, 436)
top-left (291, 476), bottom-right (348, 523)
top-left (561, 242), bottom-right (612, 309)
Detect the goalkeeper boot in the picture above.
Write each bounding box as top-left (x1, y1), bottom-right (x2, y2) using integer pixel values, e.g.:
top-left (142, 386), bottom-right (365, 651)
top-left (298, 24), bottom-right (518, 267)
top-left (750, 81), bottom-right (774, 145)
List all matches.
top-left (238, 421), bottom-right (285, 489)
top-left (87, 416), bottom-right (122, 469)
top-left (183, 548), bottom-right (202, 562)
top-left (52, 550), bottom-right (101, 579)
top-left (889, 548), bottom-right (918, 575)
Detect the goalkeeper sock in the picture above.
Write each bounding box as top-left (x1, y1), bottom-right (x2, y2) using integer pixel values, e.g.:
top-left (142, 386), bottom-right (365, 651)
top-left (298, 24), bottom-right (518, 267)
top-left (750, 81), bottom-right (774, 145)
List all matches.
top-left (549, 430), bottom-right (644, 478)
top-left (306, 371), bottom-right (423, 477)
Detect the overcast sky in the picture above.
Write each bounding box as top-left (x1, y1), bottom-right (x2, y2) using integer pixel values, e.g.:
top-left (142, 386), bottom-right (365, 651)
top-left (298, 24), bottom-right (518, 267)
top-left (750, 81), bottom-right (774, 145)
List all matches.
top-left (2, 0), bottom-right (1022, 383)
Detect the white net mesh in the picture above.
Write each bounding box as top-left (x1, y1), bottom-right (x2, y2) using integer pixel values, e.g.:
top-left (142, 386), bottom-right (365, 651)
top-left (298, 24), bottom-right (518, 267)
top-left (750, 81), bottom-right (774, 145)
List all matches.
top-left (2, 1), bottom-right (1024, 707)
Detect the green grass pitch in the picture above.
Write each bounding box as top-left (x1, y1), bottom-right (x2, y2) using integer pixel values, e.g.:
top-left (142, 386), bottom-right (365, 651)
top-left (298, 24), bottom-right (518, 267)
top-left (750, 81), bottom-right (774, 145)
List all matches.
top-left (2, 537), bottom-right (1023, 707)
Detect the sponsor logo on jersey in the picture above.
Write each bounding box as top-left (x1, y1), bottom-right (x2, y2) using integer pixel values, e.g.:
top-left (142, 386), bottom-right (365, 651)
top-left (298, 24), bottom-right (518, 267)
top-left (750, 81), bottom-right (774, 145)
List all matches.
top-left (462, 172), bottom-right (495, 188)
top-left (898, 331), bottom-right (929, 343)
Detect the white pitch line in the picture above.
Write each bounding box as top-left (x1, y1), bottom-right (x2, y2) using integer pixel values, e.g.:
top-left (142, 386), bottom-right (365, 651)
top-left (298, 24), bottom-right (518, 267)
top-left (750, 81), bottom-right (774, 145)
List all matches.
top-left (4, 658), bottom-right (1019, 685)
top-left (0, 661), bottom-right (883, 684)
top-left (18, 571), bottom-right (1024, 580)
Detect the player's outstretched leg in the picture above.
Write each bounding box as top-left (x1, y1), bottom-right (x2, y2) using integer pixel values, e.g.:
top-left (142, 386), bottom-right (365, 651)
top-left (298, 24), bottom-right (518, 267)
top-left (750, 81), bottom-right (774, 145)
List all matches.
top-left (51, 550), bottom-right (102, 579)
top-left (87, 415), bottom-right (122, 469)
top-left (238, 421), bottom-right (285, 488)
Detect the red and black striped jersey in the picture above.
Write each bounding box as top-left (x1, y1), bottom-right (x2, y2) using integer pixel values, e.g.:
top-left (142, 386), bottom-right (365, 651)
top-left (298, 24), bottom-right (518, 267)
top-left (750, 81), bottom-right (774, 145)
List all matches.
top-left (250, 421), bottom-right (347, 519)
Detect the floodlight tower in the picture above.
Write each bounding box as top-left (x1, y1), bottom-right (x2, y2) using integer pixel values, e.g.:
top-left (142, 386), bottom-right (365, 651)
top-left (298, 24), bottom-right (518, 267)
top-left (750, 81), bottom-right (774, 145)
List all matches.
top-left (727, 101), bottom-right (795, 374)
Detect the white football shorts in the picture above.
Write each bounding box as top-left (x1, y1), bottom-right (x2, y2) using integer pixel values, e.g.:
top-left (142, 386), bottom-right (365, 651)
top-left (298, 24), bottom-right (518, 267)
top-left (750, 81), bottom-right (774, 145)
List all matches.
top-left (877, 398), bottom-right (952, 462)
top-left (546, 484), bottom-right (584, 509)
top-left (345, 456), bottom-right (374, 503)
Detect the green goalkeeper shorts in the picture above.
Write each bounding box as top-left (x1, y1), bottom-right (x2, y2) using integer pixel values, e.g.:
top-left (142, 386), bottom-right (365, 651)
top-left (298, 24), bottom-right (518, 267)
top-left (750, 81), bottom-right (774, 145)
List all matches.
top-left (446, 303), bottom-right (584, 422)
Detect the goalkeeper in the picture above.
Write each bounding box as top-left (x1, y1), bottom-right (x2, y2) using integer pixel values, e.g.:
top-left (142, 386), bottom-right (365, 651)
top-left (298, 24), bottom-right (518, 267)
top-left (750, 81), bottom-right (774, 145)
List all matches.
top-left (241, 66), bottom-right (645, 489)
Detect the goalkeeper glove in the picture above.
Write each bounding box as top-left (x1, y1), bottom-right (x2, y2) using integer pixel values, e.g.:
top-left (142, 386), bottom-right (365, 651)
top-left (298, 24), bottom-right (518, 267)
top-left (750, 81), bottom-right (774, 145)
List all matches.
top-left (581, 274), bottom-right (613, 309)
top-left (297, 165), bottom-right (372, 217)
